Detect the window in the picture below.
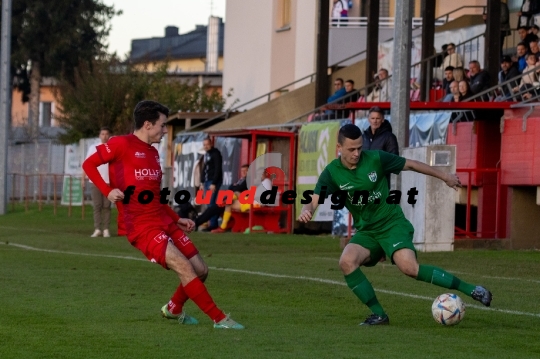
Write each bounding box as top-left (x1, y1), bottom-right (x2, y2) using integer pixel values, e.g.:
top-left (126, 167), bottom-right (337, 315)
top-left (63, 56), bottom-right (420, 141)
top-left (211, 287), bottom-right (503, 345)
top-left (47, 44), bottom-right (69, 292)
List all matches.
top-left (39, 102), bottom-right (52, 127)
top-left (277, 0), bottom-right (292, 31)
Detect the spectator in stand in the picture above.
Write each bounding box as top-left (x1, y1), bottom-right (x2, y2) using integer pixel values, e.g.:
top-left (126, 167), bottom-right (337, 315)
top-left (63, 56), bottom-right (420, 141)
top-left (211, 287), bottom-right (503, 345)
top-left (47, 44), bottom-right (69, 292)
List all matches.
top-left (325, 78), bottom-right (347, 117)
top-left (499, 56), bottom-right (521, 99)
top-left (532, 24), bottom-right (540, 36)
top-left (335, 79), bottom-right (360, 119)
top-left (459, 80), bottom-right (474, 101)
top-left (514, 42), bottom-right (529, 72)
top-left (366, 68), bottom-right (392, 102)
top-left (518, 1), bottom-right (540, 27)
top-left (442, 81), bottom-right (461, 102)
top-left (453, 67), bottom-right (467, 82)
top-left (332, 0), bottom-right (349, 27)
top-left (530, 40), bottom-right (540, 61)
top-left (517, 26), bottom-right (539, 52)
top-left (468, 60), bottom-right (491, 96)
top-left (440, 43), bottom-right (463, 70)
top-left (513, 53), bottom-right (539, 96)
top-left (434, 44), bottom-right (448, 68)
top-left (328, 78), bottom-right (346, 103)
top-left (442, 66), bottom-right (455, 95)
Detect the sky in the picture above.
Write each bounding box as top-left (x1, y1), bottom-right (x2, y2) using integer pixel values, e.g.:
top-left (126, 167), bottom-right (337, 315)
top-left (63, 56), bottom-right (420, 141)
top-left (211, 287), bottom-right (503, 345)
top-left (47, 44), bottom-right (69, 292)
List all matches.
top-left (102, 0), bottom-right (226, 58)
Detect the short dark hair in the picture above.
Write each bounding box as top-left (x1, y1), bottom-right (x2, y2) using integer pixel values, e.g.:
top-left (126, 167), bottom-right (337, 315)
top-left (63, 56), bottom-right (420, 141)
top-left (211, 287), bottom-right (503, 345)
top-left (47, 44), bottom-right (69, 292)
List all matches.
top-left (241, 164), bottom-right (249, 169)
top-left (518, 26), bottom-right (530, 31)
top-left (345, 79), bottom-right (354, 86)
top-left (517, 42), bottom-right (527, 49)
top-left (100, 126), bottom-right (112, 134)
top-left (133, 100), bottom-right (169, 130)
top-left (527, 53), bottom-right (537, 60)
top-left (533, 25), bottom-right (540, 31)
top-left (335, 78), bottom-right (344, 84)
top-left (368, 106), bottom-right (385, 117)
top-left (338, 124), bottom-right (361, 145)
top-left (444, 66), bottom-right (455, 72)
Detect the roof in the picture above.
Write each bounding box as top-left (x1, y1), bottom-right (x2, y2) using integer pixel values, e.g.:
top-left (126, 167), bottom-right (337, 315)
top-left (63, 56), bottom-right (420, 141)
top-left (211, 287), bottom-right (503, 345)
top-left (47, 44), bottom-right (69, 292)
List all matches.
top-left (205, 83), bottom-right (317, 133)
top-left (130, 20), bottom-right (224, 63)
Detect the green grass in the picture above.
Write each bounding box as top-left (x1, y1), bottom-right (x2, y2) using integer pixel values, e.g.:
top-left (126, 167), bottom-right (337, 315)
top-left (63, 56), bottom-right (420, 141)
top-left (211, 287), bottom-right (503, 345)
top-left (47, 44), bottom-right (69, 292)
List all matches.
top-left (1, 204), bottom-right (540, 359)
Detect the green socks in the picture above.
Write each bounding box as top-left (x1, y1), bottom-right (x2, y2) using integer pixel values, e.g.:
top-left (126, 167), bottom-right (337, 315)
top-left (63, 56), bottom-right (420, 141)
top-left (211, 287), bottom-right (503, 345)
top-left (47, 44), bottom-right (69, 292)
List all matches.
top-left (416, 265), bottom-right (476, 297)
top-left (345, 268), bottom-right (386, 317)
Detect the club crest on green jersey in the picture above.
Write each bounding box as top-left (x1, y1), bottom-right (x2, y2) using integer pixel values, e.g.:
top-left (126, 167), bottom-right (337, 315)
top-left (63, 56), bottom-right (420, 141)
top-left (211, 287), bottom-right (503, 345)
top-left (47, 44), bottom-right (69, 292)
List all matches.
top-left (368, 171), bottom-right (377, 182)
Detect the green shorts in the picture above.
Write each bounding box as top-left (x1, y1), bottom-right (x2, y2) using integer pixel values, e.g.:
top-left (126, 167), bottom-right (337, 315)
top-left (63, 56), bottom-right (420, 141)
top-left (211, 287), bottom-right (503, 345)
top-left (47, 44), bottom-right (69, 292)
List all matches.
top-left (350, 217), bottom-right (416, 267)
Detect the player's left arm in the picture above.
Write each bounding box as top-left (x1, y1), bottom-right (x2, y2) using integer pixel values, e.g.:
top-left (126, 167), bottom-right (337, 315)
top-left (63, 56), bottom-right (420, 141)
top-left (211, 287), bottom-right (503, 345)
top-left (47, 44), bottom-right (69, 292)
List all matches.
top-left (162, 203), bottom-right (195, 233)
top-left (402, 159), bottom-right (462, 190)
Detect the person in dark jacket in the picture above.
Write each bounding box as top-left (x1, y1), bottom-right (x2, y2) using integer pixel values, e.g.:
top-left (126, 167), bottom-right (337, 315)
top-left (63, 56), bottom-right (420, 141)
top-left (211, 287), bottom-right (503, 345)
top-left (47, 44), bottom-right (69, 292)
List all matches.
top-left (498, 56), bottom-right (520, 98)
top-left (199, 137), bottom-right (223, 230)
top-left (362, 106), bottom-right (399, 188)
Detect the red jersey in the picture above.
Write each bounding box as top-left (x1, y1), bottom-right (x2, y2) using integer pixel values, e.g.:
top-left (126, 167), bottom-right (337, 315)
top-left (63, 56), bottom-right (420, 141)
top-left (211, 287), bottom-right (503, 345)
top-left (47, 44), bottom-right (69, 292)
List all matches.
top-left (83, 134), bottom-right (179, 242)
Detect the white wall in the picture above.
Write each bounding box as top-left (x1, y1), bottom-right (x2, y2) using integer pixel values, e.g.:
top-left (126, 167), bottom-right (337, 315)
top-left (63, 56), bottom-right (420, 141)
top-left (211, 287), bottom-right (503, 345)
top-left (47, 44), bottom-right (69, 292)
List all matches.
top-left (223, 0), bottom-right (319, 110)
top-left (293, 0), bottom-right (318, 88)
top-left (223, 0), bottom-right (273, 109)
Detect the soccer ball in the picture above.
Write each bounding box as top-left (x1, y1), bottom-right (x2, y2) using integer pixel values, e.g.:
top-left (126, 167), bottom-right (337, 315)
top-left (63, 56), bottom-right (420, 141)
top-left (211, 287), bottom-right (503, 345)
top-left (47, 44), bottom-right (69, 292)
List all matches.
top-left (431, 293), bottom-right (466, 326)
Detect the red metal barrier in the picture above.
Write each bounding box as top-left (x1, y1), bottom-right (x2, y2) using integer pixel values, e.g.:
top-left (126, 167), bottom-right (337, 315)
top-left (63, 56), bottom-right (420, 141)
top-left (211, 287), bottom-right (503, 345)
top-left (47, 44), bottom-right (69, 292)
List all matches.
top-left (9, 173), bottom-right (86, 219)
top-left (455, 168), bottom-right (501, 239)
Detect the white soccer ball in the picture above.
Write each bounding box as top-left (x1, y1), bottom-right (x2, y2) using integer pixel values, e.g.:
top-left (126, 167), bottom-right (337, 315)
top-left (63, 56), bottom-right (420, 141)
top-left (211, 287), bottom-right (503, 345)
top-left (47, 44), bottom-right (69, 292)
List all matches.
top-left (431, 293), bottom-right (466, 326)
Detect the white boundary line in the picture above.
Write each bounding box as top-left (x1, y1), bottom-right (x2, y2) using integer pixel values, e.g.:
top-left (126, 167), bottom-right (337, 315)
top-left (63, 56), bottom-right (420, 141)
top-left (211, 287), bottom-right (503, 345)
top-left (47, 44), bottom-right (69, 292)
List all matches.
top-left (2, 242), bottom-right (540, 319)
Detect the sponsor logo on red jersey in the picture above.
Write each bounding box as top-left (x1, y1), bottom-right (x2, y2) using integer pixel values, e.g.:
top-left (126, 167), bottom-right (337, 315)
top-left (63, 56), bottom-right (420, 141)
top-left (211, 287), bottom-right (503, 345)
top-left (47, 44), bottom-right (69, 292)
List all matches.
top-left (134, 168), bottom-right (161, 181)
top-left (135, 151), bottom-right (146, 158)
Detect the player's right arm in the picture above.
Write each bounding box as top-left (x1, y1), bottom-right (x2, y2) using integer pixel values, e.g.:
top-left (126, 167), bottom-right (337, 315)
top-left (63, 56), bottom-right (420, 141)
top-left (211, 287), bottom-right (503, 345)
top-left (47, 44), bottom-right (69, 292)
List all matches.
top-left (298, 193), bottom-right (320, 223)
top-left (298, 167), bottom-right (336, 223)
top-left (82, 137), bottom-right (126, 202)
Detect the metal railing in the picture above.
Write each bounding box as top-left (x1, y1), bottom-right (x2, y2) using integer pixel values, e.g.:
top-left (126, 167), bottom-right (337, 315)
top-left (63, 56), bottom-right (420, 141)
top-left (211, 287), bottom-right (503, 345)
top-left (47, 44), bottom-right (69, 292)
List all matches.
top-left (184, 5), bottom-right (487, 133)
top-left (455, 168), bottom-right (502, 239)
top-left (329, 16), bottom-right (451, 28)
top-left (464, 64), bottom-right (540, 104)
top-left (8, 173), bottom-right (92, 217)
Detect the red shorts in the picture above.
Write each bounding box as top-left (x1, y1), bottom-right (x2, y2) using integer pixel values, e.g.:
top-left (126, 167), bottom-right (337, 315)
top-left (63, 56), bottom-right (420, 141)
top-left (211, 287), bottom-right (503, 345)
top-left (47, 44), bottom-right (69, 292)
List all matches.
top-left (131, 222), bottom-right (199, 269)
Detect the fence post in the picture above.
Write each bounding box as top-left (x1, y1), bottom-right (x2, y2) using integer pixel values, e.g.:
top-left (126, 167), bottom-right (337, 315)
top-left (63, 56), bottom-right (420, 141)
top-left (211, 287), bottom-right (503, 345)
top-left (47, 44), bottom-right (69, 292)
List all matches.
top-left (69, 175), bottom-right (72, 217)
top-left (25, 174), bottom-right (28, 212)
top-left (11, 173), bottom-right (15, 212)
top-left (81, 175), bottom-right (85, 220)
top-left (38, 174), bottom-right (42, 212)
top-left (53, 174), bottom-right (57, 216)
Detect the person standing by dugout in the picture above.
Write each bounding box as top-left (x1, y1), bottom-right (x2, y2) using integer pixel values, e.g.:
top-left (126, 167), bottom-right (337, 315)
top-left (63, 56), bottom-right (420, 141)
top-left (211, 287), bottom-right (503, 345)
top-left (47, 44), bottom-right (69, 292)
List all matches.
top-left (362, 107), bottom-right (399, 188)
top-left (199, 138), bottom-right (223, 231)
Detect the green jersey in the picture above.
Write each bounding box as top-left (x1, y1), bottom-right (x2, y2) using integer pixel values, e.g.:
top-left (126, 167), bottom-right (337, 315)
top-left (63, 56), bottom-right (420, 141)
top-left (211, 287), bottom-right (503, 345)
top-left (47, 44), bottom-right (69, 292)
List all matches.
top-left (314, 150), bottom-right (406, 231)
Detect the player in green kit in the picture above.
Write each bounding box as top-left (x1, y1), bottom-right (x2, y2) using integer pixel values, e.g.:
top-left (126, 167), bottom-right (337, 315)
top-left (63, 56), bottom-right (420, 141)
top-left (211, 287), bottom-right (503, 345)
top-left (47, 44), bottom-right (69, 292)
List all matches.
top-left (298, 124), bottom-right (492, 326)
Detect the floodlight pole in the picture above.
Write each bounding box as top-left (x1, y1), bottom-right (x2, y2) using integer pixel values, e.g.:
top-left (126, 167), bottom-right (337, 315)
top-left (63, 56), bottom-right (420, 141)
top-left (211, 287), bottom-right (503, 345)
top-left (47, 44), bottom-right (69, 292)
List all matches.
top-left (390, 0), bottom-right (413, 191)
top-left (0, 0), bottom-right (12, 215)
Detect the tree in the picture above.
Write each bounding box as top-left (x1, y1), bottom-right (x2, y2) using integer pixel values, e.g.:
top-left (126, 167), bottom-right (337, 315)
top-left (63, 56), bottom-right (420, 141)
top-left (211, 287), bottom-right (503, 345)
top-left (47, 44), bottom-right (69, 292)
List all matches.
top-left (54, 59), bottom-right (231, 144)
top-left (6, 0), bottom-right (118, 138)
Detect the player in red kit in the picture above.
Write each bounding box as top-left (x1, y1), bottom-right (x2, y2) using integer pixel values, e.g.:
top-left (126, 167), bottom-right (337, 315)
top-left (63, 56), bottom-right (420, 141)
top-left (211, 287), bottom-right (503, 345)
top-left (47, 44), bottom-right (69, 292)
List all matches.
top-left (82, 100), bottom-right (244, 329)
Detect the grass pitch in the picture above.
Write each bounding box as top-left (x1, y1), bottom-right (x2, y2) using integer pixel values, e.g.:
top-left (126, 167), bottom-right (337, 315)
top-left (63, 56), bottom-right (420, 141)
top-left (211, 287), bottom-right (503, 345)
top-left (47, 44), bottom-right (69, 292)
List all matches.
top-left (1, 204), bottom-right (539, 359)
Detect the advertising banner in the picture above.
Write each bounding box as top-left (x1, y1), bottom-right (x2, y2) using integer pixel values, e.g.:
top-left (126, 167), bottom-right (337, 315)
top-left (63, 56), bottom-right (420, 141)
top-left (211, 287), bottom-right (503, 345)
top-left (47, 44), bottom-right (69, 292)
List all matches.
top-left (295, 121), bottom-right (340, 221)
top-left (172, 134), bottom-right (242, 203)
top-left (62, 144), bottom-right (83, 206)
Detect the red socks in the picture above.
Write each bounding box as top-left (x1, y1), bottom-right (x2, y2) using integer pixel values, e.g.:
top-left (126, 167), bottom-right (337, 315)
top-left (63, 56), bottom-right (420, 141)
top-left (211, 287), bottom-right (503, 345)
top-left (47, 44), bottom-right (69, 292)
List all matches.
top-left (182, 278), bottom-right (226, 322)
top-left (167, 284), bottom-right (189, 315)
